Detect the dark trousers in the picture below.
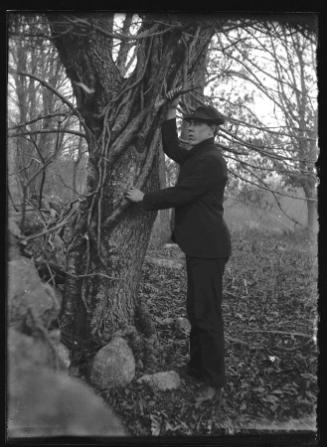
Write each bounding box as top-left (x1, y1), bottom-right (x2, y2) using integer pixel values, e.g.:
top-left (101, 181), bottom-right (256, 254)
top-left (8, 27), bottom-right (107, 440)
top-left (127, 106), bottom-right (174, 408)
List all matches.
top-left (186, 256), bottom-right (228, 388)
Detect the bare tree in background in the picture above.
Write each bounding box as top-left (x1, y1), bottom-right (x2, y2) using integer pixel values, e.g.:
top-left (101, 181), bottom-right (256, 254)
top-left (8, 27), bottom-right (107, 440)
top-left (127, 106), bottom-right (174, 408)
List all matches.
top-left (8, 14), bottom-right (81, 227)
top-left (207, 22), bottom-right (318, 238)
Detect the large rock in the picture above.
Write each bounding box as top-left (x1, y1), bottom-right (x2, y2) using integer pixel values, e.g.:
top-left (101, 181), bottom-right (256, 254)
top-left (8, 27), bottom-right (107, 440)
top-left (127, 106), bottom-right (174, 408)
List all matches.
top-left (8, 328), bottom-right (54, 370)
top-left (137, 370), bottom-right (181, 391)
top-left (8, 328), bottom-right (70, 371)
top-left (90, 336), bottom-right (135, 389)
top-left (8, 366), bottom-right (127, 437)
top-left (8, 257), bottom-right (60, 330)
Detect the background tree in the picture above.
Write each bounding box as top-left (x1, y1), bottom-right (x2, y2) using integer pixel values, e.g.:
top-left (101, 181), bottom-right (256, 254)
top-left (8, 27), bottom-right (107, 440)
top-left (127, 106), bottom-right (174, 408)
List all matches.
top-left (8, 14), bottom-right (84, 229)
top-left (205, 21), bottom-right (318, 238)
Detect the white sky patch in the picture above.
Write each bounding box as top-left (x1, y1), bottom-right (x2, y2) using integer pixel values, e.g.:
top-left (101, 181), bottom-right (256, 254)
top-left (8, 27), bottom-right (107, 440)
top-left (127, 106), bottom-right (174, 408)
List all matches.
top-left (112, 13), bottom-right (141, 76)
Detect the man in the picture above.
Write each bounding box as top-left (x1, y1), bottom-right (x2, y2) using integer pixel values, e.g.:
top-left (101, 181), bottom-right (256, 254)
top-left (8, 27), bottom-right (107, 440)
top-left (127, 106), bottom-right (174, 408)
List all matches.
top-left (126, 92), bottom-right (231, 403)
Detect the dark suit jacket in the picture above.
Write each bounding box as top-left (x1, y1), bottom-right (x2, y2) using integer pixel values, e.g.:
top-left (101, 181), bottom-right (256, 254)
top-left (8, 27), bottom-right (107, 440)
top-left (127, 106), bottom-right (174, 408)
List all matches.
top-left (142, 119), bottom-right (231, 258)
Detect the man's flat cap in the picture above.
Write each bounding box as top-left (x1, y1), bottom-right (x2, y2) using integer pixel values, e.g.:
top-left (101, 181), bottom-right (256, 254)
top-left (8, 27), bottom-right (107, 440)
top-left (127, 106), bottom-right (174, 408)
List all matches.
top-left (183, 105), bottom-right (226, 125)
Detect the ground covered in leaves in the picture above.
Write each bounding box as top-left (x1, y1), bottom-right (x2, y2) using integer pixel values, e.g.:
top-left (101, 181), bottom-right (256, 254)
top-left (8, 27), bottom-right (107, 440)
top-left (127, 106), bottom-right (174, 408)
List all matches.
top-left (100, 229), bottom-right (318, 436)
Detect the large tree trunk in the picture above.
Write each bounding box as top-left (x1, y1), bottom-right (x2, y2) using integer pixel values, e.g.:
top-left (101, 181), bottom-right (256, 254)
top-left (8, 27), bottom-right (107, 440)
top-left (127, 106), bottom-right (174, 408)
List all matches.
top-left (149, 147), bottom-right (171, 249)
top-left (303, 181), bottom-right (317, 242)
top-left (299, 112), bottom-right (318, 242)
top-left (47, 13), bottom-right (215, 360)
top-left (306, 196), bottom-right (317, 239)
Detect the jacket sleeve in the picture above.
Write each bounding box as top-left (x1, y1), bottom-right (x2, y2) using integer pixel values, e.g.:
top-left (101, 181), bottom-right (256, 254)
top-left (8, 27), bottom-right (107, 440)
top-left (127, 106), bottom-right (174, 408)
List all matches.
top-left (161, 119), bottom-right (189, 164)
top-left (142, 156), bottom-right (225, 211)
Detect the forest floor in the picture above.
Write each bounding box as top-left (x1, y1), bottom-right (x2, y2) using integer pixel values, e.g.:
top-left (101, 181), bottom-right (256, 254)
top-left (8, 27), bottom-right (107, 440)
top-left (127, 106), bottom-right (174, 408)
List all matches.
top-left (100, 229), bottom-right (318, 436)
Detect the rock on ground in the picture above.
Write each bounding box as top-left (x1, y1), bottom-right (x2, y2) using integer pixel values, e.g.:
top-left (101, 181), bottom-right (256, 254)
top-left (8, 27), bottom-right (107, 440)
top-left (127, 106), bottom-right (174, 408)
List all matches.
top-left (175, 317), bottom-right (191, 336)
top-left (90, 336), bottom-right (135, 389)
top-left (8, 366), bottom-right (127, 437)
top-left (8, 328), bottom-right (71, 371)
top-left (8, 257), bottom-right (59, 330)
top-left (137, 370), bottom-right (181, 391)
top-left (9, 328), bottom-right (55, 370)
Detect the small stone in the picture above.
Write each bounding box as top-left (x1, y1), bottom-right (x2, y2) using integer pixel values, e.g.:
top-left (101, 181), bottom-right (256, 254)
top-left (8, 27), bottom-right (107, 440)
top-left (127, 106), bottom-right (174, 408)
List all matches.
top-left (164, 243), bottom-right (178, 249)
top-left (175, 317), bottom-right (191, 336)
top-left (137, 370), bottom-right (181, 391)
top-left (161, 317), bottom-right (174, 325)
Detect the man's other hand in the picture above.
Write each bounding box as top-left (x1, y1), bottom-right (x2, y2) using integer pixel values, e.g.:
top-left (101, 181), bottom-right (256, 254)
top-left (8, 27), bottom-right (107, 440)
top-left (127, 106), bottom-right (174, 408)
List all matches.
top-left (126, 187), bottom-right (144, 203)
top-left (165, 86), bottom-right (182, 109)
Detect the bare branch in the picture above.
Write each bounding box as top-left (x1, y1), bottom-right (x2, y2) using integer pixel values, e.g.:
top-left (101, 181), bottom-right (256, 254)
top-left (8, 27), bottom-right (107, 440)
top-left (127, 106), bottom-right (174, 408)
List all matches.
top-left (227, 165), bottom-right (316, 203)
top-left (64, 16), bottom-right (175, 41)
top-left (9, 112), bottom-right (72, 130)
top-left (243, 329), bottom-right (313, 339)
top-left (228, 117), bottom-right (315, 141)
top-left (12, 71), bottom-right (87, 128)
top-left (9, 128), bottom-right (86, 139)
top-left (220, 129), bottom-right (314, 164)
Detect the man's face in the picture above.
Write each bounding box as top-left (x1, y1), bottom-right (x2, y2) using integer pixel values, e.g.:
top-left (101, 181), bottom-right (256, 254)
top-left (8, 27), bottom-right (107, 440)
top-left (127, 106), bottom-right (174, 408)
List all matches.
top-left (185, 119), bottom-right (215, 146)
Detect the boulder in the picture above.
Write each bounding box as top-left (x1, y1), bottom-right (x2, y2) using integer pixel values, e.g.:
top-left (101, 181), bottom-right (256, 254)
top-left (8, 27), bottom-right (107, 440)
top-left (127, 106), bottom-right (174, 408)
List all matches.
top-left (90, 336), bottom-right (135, 389)
top-left (8, 366), bottom-right (127, 437)
top-left (8, 328), bottom-right (70, 371)
top-left (137, 370), bottom-right (181, 391)
top-left (8, 257), bottom-right (60, 330)
top-left (8, 328), bottom-right (54, 370)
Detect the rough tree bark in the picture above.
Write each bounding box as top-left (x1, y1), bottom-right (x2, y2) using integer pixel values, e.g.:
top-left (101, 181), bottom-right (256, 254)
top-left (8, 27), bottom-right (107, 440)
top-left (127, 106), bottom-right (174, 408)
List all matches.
top-left (302, 126), bottom-right (318, 241)
top-left (46, 13), bottom-right (215, 361)
top-left (148, 147), bottom-right (171, 249)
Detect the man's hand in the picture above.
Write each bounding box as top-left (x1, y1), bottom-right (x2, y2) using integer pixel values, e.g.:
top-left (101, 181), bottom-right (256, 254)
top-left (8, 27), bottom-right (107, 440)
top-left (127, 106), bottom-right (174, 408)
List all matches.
top-left (125, 187), bottom-right (144, 203)
top-left (165, 86), bottom-right (183, 109)
top-left (164, 86), bottom-right (183, 119)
